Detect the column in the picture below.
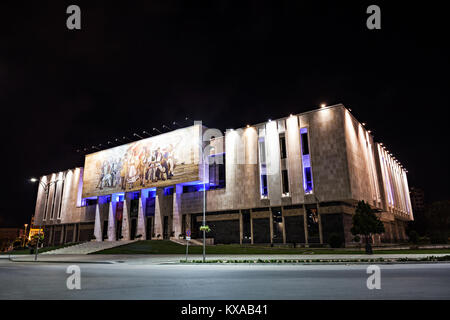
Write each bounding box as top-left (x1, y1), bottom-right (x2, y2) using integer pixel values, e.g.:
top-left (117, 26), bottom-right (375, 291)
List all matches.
top-left (121, 193), bottom-right (131, 241)
top-left (60, 225), bottom-right (65, 244)
top-left (281, 209), bottom-right (286, 245)
top-left (250, 210), bottom-right (254, 245)
top-left (72, 223), bottom-right (77, 242)
top-left (107, 199), bottom-right (116, 241)
top-left (239, 210), bottom-right (243, 245)
top-left (94, 203), bottom-right (102, 242)
top-left (318, 213), bottom-right (324, 245)
top-left (172, 184), bottom-right (183, 239)
top-left (48, 226), bottom-right (54, 245)
top-left (153, 187), bottom-right (164, 239)
top-left (269, 209), bottom-right (274, 244)
top-left (303, 213), bottom-right (309, 247)
top-left (136, 191), bottom-right (147, 240)
top-left (76, 223), bottom-right (80, 242)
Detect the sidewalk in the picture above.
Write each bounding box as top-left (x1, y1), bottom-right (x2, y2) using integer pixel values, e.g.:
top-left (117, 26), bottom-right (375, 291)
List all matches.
top-left (6, 253), bottom-right (450, 265)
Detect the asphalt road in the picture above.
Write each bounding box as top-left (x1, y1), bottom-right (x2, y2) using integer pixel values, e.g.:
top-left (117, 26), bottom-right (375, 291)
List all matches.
top-left (0, 260), bottom-right (449, 299)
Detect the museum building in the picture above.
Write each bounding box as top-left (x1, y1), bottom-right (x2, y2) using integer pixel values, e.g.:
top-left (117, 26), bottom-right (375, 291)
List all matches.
top-left (33, 104), bottom-right (413, 247)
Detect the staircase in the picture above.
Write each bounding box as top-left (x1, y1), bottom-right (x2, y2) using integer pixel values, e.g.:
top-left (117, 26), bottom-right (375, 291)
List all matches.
top-left (42, 240), bottom-right (137, 255)
top-left (170, 238), bottom-right (201, 246)
top-left (170, 238), bottom-right (212, 246)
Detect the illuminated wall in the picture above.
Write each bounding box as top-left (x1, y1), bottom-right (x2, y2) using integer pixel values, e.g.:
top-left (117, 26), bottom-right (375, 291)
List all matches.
top-left (82, 125), bottom-right (202, 198)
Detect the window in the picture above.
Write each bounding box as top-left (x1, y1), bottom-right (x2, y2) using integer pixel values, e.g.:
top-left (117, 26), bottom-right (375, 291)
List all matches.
top-left (147, 189), bottom-right (156, 198)
top-left (279, 134), bottom-right (287, 159)
top-left (183, 185), bottom-right (198, 193)
top-left (306, 207), bottom-right (320, 243)
top-left (208, 153), bottom-right (226, 190)
top-left (282, 169), bottom-right (289, 196)
top-left (258, 136), bottom-right (268, 198)
top-left (57, 178), bottom-right (65, 219)
top-left (164, 187), bottom-right (174, 196)
top-left (301, 131), bottom-right (309, 155)
top-left (300, 128), bottom-right (313, 194)
top-left (81, 198), bottom-right (98, 207)
top-left (260, 174), bottom-right (268, 197)
top-left (50, 181), bottom-right (58, 220)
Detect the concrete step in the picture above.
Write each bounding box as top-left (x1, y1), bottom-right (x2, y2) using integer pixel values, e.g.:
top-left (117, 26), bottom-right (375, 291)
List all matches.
top-left (170, 238), bottom-right (201, 246)
top-left (42, 240), bottom-right (137, 255)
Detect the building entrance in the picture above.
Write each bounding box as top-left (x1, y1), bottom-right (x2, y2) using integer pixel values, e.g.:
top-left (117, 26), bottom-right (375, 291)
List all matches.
top-left (163, 216), bottom-right (169, 239)
top-left (130, 218), bottom-right (137, 240)
top-left (102, 220), bottom-right (108, 240)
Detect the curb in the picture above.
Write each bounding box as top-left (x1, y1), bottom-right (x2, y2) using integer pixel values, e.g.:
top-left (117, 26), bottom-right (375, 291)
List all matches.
top-left (175, 261), bottom-right (450, 266)
top-left (9, 259), bottom-right (116, 264)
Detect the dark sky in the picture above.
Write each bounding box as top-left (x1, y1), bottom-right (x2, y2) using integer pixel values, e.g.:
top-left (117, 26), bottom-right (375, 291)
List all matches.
top-left (0, 1), bottom-right (448, 226)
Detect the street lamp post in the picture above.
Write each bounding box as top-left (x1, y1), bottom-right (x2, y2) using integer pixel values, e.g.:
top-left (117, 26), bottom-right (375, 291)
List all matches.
top-left (202, 150), bottom-right (207, 263)
top-left (30, 175), bottom-right (65, 261)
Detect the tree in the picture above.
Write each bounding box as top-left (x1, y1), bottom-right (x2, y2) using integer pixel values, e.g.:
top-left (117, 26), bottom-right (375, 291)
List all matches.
top-left (351, 200), bottom-right (385, 254)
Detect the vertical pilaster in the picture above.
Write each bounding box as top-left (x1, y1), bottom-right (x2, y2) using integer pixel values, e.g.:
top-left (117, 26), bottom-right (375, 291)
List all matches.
top-left (107, 200), bottom-right (116, 241)
top-left (94, 203), bottom-right (102, 242)
top-left (172, 184), bottom-right (183, 239)
top-left (250, 210), bottom-right (254, 245)
top-left (281, 208), bottom-right (286, 244)
top-left (153, 188), bottom-right (164, 239)
top-left (239, 210), bottom-right (243, 245)
top-left (269, 210), bottom-right (274, 244)
top-left (61, 225), bottom-right (65, 244)
top-left (303, 213), bottom-right (309, 246)
top-left (136, 191), bottom-right (147, 240)
top-left (72, 224), bottom-right (77, 242)
top-left (76, 223), bottom-right (80, 242)
top-left (121, 193), bottom-right (131, 241)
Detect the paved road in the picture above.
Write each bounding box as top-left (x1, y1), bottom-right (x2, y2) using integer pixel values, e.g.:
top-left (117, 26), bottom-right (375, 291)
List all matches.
top-left (0, 259), bottom-right (449, 299)
top-left (4, 253), bottom-right (450, 264)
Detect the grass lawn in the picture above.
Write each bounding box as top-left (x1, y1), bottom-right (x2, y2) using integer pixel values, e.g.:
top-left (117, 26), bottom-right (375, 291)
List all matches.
top-left (0, 242), bottom-right (80, 255)
top-left (92, 240), bottom-right (450, 255)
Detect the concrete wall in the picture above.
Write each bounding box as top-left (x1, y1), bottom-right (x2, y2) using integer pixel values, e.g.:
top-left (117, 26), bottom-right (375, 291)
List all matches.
top-left (34, 168), bottom-right (92, 228)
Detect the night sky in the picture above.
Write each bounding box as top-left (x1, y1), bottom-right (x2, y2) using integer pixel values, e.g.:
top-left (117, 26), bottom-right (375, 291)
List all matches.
top-left (0, 1), bottom-right (448, 227)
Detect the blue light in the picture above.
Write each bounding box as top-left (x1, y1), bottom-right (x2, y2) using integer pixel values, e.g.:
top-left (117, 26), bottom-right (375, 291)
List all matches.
top-left (300, 128), bottom-right (314, 194)
top-left (164, 186), bottom-right (174, 196)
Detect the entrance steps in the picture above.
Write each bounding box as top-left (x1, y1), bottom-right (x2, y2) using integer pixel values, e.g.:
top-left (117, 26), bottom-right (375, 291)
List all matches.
top-left (42, 240), bottom-right (137, 255)
top-left (169, 238), bottom-right (212, 246)
top-left (170, 238), bottom-right (201, 246)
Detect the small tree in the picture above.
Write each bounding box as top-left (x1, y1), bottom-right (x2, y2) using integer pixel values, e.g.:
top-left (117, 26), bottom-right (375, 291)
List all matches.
top-left (351, 200), bottom-right (385, 254)
top-left (199, 225), bottom-right (211, 233)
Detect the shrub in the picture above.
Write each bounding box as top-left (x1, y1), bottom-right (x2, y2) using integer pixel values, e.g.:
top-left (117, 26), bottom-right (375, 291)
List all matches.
top-left (328, 233), bottom-right (344, 248)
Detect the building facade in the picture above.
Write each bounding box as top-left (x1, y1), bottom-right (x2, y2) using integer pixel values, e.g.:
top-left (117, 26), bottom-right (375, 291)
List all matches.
top-left (33, 104), bottom-right (413, 247)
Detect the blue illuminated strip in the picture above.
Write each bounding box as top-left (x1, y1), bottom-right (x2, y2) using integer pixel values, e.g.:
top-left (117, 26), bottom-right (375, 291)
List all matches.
top-left (300, 128), bottom-right (313, 194)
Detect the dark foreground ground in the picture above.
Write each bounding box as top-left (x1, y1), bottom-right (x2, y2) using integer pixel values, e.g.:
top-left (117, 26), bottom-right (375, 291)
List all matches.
top-left (0, 259), bottom-right (449, 299)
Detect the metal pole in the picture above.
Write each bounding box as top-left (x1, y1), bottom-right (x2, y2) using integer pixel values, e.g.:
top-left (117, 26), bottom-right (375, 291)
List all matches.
top-left (186, 238), bottom-right (189, 262)
top-left (202, 154), bottom-right (206, 263)
top-left (202, 179), bottom-right (206, 263)
top-left (34, 181), bottom-right (50, 261)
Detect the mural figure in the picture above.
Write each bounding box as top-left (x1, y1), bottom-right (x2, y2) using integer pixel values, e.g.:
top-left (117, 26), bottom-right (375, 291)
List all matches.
top-left (83, 126), bottom-right (198, 198)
